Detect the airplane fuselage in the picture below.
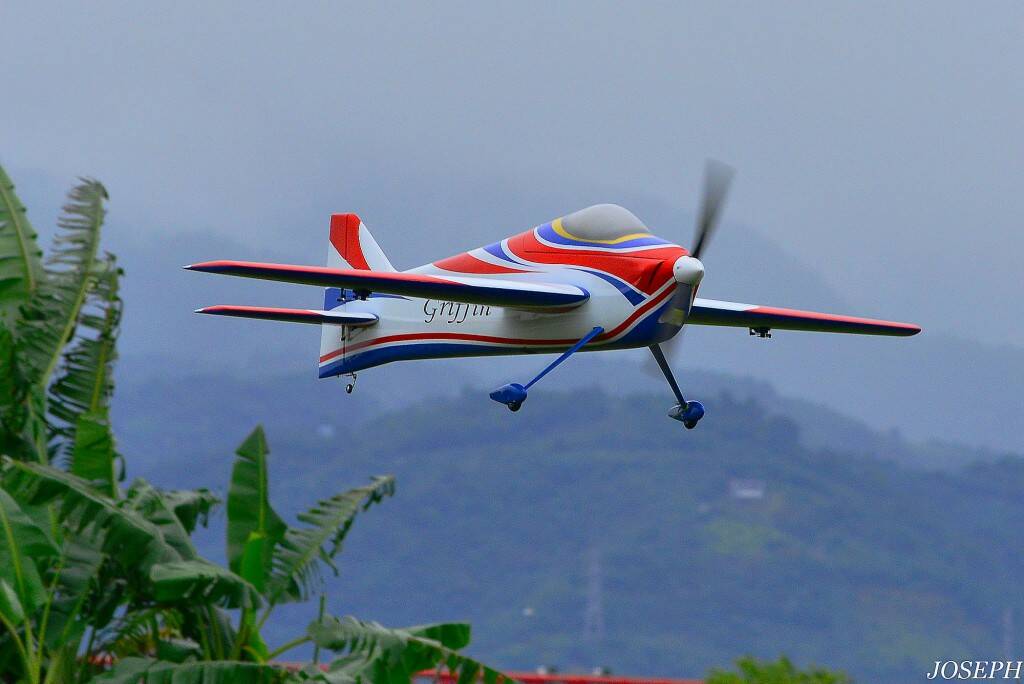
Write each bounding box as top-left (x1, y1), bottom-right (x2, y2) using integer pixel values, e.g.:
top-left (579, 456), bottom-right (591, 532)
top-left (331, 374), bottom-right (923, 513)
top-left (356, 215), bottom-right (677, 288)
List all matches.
top-left (317, 228), bottom-right (687, 377)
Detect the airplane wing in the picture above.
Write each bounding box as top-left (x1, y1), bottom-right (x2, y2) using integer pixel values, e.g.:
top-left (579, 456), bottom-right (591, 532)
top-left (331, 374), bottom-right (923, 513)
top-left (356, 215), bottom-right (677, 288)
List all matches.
top-left (185, 260), bottom-right (589, 310)
top-left (195, 305), bottom-right (378, 326)
top-left (688, 298), bottom-right (921, 336)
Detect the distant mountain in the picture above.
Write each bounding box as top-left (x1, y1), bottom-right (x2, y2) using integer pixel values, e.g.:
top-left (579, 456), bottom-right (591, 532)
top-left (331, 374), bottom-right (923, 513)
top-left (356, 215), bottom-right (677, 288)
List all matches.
top-left (112, 375), bottom-right (1024, 684)
top-left (13, 162), bottom-right (1023, 451)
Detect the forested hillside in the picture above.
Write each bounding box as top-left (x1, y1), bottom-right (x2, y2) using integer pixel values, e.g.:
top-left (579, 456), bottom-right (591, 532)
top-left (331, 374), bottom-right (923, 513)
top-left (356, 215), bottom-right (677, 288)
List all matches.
top-left (114, 373), bottom-right (1024, 683)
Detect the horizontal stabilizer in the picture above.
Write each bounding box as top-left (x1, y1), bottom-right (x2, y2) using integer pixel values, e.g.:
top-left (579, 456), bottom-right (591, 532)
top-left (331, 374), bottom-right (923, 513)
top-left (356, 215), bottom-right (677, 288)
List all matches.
top-left (185, 260), bottom-right (589, 310)
top-left (195, 305), bottom-right (378, 327)
top-left (688, 298), bottom-right (921, 336)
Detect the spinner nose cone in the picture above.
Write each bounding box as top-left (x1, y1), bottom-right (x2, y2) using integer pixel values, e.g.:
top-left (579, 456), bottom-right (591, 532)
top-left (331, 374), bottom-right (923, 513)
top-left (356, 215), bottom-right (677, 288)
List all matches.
top-left (673, 255), bottom-right (705, 286)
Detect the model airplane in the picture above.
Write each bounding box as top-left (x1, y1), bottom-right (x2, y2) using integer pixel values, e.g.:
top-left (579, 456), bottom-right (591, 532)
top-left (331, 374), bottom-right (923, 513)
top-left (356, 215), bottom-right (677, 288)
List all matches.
top-left (187, 162), bottom-right (920, 429)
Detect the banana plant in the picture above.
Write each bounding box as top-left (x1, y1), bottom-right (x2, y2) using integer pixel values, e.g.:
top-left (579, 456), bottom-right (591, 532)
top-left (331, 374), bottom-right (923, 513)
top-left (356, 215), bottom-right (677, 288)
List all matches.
top-left (172, 425), bottom-right (398, 664)
top-left (0, 164), bottom-right (510, 682)
top-left (81, 426), bottom-right (510, 683)
top-left (1, 457), bottom-right (247, 681)
top-left (0, 166), bottom-right (242, 680)
top-left (0, 166), bottom-right (136, 681)
top-left (0, 167), bottom-right (112, 467)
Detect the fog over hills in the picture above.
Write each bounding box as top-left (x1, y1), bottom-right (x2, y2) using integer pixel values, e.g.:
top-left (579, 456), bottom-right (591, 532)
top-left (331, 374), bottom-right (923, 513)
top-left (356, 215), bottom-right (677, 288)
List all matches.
top-left (13, 165), bottom-right (1017, 452)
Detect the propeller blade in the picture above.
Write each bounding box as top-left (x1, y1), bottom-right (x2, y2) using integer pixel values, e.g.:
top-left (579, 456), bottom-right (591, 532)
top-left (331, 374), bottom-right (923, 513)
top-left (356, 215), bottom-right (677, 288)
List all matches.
top-left (645, 160), bottom-right (734, 376)
top-left (690, 159), bottom-right (735, 260)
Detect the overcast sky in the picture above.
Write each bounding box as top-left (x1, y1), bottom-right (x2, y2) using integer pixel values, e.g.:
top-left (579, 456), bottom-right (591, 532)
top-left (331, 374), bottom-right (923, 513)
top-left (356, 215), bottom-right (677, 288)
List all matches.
top-left (2, 1), bottom-right (1022, 346)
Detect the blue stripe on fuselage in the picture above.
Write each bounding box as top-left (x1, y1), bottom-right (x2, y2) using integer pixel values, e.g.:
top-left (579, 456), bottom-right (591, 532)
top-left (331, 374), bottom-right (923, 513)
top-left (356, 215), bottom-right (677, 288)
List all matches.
top-left (570, 268), bottom-right (646, 305)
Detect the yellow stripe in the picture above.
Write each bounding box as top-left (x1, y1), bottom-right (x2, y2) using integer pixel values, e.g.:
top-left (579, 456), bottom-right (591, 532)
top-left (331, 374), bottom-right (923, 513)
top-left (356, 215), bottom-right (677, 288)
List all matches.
top-left (550, 217), bottom-right (652, 245)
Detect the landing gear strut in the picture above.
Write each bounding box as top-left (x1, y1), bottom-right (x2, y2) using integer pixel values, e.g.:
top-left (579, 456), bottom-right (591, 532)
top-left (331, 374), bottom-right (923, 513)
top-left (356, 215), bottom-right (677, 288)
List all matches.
top-left (649, 343), bottom-right (705, 429)
top-left (490, 326), bottom-right (604, 412)
top-left (344, 372), bottom-right (357, 394)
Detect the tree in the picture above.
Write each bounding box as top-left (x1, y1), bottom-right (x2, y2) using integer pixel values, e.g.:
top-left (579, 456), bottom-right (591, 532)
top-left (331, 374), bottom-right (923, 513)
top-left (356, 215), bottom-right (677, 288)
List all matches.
top-left (706, 656), bottom-right (852, 684)
top-left (0, 163), bottom-right (508, 683)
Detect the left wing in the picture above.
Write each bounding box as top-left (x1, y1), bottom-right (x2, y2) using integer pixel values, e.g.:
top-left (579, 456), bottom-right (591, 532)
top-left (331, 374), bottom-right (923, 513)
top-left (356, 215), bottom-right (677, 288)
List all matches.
top-left (195, 305), bottom-right (378, 326)
top-left (688, 298), bottom-right (921, 336)
top-left (185, 260), bottom-right (589, 310)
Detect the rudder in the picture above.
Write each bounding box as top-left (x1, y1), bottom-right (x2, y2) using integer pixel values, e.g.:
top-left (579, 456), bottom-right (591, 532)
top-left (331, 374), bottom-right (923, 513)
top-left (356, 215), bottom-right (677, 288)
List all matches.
top-left (327, 213), bottom-right (395, 272)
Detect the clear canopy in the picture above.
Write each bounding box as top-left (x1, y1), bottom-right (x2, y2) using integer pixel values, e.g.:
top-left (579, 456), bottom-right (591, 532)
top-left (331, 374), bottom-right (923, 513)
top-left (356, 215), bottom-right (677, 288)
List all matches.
top-left (559, 204), bottom-right (648, 241)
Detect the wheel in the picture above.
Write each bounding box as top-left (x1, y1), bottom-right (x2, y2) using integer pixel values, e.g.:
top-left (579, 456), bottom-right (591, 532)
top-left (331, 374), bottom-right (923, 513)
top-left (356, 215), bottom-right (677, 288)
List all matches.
top-left (507, 400), bottom-right (523, 412)
top-left (345, 383), bottom-right (354, 394)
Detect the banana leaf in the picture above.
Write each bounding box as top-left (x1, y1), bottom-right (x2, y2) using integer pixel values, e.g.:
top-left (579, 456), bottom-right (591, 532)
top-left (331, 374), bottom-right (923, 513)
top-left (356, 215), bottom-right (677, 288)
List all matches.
top-left (150, 560), bottom-right (263, 610)
top-left (227, 426), bottom-right (286, 584)
top-left (48, 255), bottom-right (122, 491)
top-left (309, 616), bottom-right (508, 684)
top-left (0, 164), bottom-right (43, 326)
top-left (4, 458), bottom-right (180, 572)
top-left (266, 476), bottom-right (394, 606)
top-left (91, 657), bottom-right (295, 683)
top-left (42, 532), bottom-right (109, 649)
top-left (124, 479), bottom-right (202, 560)
top-left (0, 488), bottom-right (58, 620)
top-left (161, 488), bottom-right (218, 534)
top-left (15, 178), bottom-right (108, 393)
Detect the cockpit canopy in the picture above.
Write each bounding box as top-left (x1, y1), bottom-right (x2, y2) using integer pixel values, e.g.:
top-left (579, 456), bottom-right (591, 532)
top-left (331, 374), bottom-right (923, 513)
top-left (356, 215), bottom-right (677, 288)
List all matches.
top-left (559, 204), bottom-right (650, 242)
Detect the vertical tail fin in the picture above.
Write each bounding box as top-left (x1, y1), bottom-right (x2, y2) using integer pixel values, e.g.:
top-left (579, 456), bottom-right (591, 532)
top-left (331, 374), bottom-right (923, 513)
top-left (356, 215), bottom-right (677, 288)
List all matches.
top-left (326, 213), bottom-right (395, 272)
top-left (320, 213), bottom-right (393, 376)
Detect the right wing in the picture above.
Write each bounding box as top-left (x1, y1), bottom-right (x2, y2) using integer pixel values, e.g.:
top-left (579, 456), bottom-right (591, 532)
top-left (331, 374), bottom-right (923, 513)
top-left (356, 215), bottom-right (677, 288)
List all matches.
top-left (185, 260), bottom-right (589, 310)
top-left (688, 297), bottom-right (921, 336)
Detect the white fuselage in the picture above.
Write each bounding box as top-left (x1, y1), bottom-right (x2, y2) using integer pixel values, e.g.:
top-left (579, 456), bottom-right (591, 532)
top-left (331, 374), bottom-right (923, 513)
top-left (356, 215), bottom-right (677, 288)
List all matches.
top-left (318, 264), bottom-right (682, 377)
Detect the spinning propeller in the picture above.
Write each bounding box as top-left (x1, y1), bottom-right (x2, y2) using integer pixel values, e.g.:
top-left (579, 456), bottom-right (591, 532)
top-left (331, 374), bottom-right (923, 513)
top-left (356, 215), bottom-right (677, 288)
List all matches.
top-left (662, 159), bottom-right (735, 355)
top-left (690, 158), bottom-right (735, 262)
top-left (650, 160), bottom-right (734, 428)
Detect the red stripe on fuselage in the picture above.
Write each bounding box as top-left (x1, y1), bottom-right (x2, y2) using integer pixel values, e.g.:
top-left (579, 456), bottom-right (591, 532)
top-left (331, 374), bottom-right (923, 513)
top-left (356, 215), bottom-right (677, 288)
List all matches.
top-left (506, 230), bottom-right (685, 294)
top-left (433, 252), bottom-right (532, 275)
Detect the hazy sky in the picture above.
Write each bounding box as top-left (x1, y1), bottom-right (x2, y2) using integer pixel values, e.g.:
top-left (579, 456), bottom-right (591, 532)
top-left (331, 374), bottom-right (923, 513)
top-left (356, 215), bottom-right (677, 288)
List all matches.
top-left (2, 1), bottom-right (1022, 345)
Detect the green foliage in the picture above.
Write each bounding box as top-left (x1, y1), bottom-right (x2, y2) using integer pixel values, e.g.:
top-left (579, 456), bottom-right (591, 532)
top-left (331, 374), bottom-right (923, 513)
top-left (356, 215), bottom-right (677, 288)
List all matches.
top-left (0, 163), bottom-right (508, 683)
top-left (93, 657), bottom-right (292, 684)
top-left (227, 426), bottom-right (287, 586)
top-left (0, 164), bottom-right (42, 324)
top-left (49, 255), bottom-right (123, 495)
top-left (265, 475), bottom-right (395, 606)
top-left (149, 561), bottom-right (262, 610)
top-left (160, 488), bottom-right (218, 535)
top-left (0, 479), bottom-right (99, 684)
top-left (122, 478), bottom-right (203, 560)
top-left (0, 172), bottom-right (111, 465)
top-left (6, 459), bottom-right (179, 571)
top-left (0, 488), bottom-right (58, 618)
top-left (706, 656), bottom-right (852, 683)
top-left (18, 179), bottom-right (108, 393)
top-left (308, 616), bottom-right (504, 684)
